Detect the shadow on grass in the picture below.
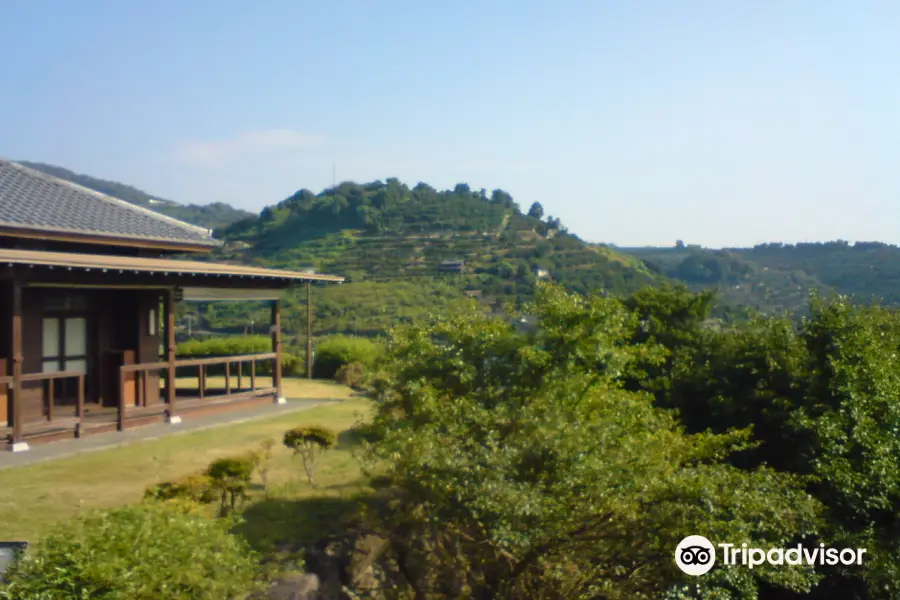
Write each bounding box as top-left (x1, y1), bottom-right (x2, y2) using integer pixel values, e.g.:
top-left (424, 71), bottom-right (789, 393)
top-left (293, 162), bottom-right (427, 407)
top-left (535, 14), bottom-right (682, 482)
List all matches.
top-left (233, 494), bottom-right (371, 561)
top-left (337, 428), bottom-right (364, 449)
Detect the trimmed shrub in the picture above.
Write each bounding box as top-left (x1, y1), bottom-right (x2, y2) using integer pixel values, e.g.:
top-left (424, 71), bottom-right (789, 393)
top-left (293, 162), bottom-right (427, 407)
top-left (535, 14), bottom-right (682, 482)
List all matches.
top-left (207, 454), bottom-right (257, 515)
top-left (176, 335), bottom-right (300, 377)
top-left (0, 504), bottom-right (262, 599)
top-left (177, 335), bottom-right (271, 357)
top-left (144, 472), bottom-right (217, 504)
top-left (281, 353), bottom-right (303, 376)
top-left (256, 438), bottom-right (276, 496)
top-left (334, 361), bottom-right (367, 388)
top-left (283, 426), bottom-right (338, 484)
top-left (312, 335), bottom-right (384, 379)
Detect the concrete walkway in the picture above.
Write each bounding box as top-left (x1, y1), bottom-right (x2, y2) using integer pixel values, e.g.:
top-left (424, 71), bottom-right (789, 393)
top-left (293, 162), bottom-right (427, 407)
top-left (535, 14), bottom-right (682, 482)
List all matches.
top-left (0, 397), bottom-right (337, 471)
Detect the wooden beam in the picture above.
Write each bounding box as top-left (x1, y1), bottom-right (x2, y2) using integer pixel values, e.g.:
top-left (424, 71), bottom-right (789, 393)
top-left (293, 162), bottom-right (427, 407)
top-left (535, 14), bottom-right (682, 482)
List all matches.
top-left (10, 279), bottom-right (23, 448)
top-left (180, 287), bottom-right (284, 301)
top-left (165, 289), bottom-right (178, 423)
top-left (272, 299), bottom-right (284, 402)
top-left (306, 281), bottom-right (313, 380)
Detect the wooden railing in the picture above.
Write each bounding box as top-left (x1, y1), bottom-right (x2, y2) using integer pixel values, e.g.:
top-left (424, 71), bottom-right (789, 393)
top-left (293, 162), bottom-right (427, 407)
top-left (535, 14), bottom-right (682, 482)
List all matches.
top-left (24, 371), bottom-right (86, 426)
top-left (118, 353), bottom-right (277, 429)
top-left (1, 371), bottom-right (85, 438)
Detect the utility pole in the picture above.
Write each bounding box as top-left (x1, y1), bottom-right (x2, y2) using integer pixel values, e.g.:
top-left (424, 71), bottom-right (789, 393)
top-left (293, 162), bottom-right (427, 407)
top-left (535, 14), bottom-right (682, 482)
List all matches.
top-left (306, 281), bottom-right (313, 379)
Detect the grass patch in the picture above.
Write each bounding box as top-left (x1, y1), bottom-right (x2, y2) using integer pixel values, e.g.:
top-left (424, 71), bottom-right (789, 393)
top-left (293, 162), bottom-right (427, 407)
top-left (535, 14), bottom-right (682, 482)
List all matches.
top-left (171, 375), bottom-right (359, 400)
top-left (0, 390), bottom-right (372, 544)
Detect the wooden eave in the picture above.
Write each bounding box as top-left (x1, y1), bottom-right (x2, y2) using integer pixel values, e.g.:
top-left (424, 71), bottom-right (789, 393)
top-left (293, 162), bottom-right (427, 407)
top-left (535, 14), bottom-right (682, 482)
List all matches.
top-left (0, 248), bottom-right (344, 286)
top-left (0, 225), bottom-right (219, 254)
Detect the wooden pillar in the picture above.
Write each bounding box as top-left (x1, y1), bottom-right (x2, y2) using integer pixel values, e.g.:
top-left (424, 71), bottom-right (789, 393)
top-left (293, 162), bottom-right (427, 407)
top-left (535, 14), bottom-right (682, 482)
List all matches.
top-left (271, 299), bottom-right (284, 402)
top-left (165, 290), bottom-right (179, 423)
top-left (10, 280), bottom-right (25, 451)
top-left (306, 281), bottom-right (313, 380)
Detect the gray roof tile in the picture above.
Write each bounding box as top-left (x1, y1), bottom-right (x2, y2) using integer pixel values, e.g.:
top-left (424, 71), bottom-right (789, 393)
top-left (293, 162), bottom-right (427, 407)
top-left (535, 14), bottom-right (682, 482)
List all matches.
top-left (0, 160), bottom-right (220, 247)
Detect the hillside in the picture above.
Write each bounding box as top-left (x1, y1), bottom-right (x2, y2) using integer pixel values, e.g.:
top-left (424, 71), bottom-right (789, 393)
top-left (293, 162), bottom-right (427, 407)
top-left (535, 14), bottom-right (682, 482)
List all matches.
top-left (621, 245), bottom-right (834, 315)
top-left (206, 179), bottom-right (663, 335)
top-left (621, 240), bottom-right (900, 316)
top-left (19, 161), bottom-right (253, 230)
top-left (736, 241), bottom-right (900, 304)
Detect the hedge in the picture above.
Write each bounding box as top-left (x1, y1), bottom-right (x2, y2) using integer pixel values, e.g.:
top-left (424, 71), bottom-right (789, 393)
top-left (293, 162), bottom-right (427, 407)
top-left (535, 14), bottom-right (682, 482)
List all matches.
top-left (176, 335), bottom-right (303, 376)
top-left (311, 335), bottom-right (385, 379)
top-left (0, 504), bottom-right (262, 599)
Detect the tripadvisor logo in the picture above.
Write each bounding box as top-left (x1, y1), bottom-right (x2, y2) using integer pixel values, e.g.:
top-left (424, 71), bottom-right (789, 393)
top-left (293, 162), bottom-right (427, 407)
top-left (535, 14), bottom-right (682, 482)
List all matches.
top-left (675, 536), bottom-right (716, 576)
top-left (674, 535), bottom-right (867, 576)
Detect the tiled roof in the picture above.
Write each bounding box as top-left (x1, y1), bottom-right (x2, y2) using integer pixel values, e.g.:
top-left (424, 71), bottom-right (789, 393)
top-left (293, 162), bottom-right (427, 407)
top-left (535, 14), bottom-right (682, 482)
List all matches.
top-left (0, 160), bottom-right (220, 247)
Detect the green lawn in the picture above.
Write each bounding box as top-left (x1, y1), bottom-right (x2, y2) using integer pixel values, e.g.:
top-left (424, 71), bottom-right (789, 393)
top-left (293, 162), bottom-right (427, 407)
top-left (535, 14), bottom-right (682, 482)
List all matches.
top-left (171, 374), bottom-right (359, 400)
top-left (0, 383), bottom-right (373, 546)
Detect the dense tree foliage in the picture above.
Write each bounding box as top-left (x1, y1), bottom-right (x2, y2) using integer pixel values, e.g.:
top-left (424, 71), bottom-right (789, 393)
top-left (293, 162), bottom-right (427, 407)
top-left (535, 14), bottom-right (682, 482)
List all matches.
top-left (354, 284), bottom-right (825, 599)
top-left (614, 286), bottom-right (900, 598)
top-left (320, 283), bottom-right (900, 599)
top-left (0, 503), bottom-right (262, 599)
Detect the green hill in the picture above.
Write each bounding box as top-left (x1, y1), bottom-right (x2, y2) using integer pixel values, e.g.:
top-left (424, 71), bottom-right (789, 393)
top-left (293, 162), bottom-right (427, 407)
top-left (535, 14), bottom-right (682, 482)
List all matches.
top-left (207, 179), bottom-right (663, 335)
top-left (18, 161), bottom-right (253, 230)
top-left (621, 245), bottom-right (834, 315)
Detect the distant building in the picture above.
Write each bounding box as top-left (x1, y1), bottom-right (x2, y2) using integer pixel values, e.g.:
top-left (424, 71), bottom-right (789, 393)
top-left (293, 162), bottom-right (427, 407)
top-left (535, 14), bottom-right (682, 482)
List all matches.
top-left (463, 290), bottom-right (482, 298)
top-left (535, 268), bottom-right (550, 279)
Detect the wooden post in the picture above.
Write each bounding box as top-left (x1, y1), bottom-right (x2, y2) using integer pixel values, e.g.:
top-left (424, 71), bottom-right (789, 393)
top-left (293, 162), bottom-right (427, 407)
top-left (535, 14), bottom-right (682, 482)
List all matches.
top-left (46, 380), bottom-right (53, 422)
top-left (76, 374), bottom-right (84, 437)
top-left (272, 299), bottom-right (284, 402)
top-left (118, 367), bottom-right (126, 431)
top-left (10, 280), bottom-right (25, 451)
top-left (165, 290), bottom-right (179, 423)
top-left (306, 281), bottom-right (313, 380)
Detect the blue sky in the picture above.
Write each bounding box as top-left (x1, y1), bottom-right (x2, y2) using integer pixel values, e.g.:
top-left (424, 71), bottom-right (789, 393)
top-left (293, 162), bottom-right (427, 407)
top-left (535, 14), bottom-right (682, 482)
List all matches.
top-left (2, 1), bottom-right (899, 248)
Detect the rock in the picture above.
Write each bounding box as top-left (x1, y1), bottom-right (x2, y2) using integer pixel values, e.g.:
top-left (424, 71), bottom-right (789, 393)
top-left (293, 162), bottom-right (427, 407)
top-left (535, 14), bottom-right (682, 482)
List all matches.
top-left (258, 573), bottom-right (320, 600)
top-left (345, 533), bottom-right (391, 586)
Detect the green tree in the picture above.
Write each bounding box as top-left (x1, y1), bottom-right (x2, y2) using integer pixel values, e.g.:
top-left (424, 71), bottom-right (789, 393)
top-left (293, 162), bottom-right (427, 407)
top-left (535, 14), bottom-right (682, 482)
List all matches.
top-left (358, 284), bottom-right (822, 599)
top-left (207, 455), bottom-right (257, 516)
top-left (654, 293), bottom-right (900, 598)
top-left (284, 426), bottom-right (338, 484)
top-left (527, 201), bottom-right (545, 219)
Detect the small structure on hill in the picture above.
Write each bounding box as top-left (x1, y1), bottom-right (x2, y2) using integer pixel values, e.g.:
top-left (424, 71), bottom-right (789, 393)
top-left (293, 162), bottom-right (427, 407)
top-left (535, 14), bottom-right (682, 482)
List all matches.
top-left (438, 260), bottom-right (465, 273)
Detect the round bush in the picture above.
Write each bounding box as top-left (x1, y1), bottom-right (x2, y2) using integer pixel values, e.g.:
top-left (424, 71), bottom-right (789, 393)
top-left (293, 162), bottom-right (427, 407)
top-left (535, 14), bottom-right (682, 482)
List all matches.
top-left (283, 425), bottom-right (338, 451)
top-left (334, 361), bottom-right (367, 388)
top-left (312, 335), bottom-right (384, 379)
top-left (0, 504), bottom-right (262, 599)
top-left (144, 472), bottom-right (217, 504)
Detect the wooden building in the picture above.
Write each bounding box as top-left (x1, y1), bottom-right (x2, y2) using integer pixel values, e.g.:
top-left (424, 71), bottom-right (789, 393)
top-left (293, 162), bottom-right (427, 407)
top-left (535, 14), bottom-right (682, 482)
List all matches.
top-left (438, 260), bottom-right (465, 273)
top-left (0, 160), bottom-right (342, 451)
